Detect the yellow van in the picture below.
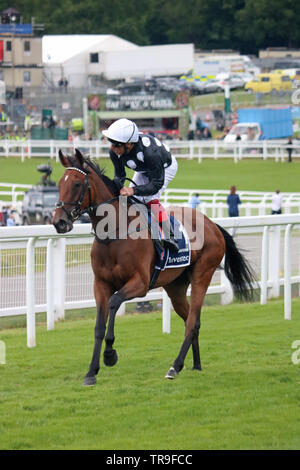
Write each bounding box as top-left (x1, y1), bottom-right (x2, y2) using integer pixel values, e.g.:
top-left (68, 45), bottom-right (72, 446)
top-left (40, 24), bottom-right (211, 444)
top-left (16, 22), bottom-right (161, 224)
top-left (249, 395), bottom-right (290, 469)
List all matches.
top-left (244, 73), bottom-right (292, 93)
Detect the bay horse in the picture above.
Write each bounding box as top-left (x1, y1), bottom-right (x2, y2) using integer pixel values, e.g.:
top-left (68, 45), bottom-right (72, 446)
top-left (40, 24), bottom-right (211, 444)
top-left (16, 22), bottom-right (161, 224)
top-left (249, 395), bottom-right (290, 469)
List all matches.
top-left (53, 149), bottom-right (255, 386)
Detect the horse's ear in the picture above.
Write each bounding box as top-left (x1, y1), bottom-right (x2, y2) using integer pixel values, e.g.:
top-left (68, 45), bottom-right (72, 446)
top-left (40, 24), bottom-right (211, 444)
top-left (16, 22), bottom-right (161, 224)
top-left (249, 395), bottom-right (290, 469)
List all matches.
top-left (75, 148), bottom-right (85, 168)
top-left (58, 149), bottom-right (70, 167)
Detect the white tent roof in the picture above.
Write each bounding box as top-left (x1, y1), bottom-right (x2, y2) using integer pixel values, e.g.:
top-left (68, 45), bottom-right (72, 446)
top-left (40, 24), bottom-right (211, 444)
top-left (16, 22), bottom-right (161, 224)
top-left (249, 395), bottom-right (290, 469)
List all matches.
top-left (42, 34), bottom-right (137, 64)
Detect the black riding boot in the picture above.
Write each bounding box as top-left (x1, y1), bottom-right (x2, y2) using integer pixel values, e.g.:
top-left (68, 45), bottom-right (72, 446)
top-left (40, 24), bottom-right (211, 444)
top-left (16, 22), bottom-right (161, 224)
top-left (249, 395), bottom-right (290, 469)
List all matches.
top-left (160, 219), bottom-right (179, 251)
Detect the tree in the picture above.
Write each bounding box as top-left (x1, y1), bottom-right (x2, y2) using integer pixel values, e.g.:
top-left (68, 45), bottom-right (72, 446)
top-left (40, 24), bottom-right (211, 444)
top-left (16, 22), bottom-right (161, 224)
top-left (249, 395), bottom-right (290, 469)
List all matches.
top-left (235, 0), bottom-right (300, 53)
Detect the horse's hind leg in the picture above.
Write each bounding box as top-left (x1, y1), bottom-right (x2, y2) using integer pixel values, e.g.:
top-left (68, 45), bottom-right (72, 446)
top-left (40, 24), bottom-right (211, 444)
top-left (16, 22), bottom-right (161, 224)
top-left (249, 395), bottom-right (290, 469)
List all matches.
top-left (164, 273), bottom-right (202, 371)
top-left (166, 262), bottom-right (218, 379)
top-left (192, 314), bottom-right (201, 371)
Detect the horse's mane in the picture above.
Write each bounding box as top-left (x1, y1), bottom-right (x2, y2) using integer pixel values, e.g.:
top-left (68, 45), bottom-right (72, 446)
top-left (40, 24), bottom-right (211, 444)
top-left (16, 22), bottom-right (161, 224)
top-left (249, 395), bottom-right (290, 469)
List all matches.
top-left (70, 154), bottom-right (119, 196)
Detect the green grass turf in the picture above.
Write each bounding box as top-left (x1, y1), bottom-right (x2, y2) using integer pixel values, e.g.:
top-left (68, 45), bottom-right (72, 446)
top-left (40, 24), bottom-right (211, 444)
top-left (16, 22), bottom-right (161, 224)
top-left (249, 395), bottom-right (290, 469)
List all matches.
top-left (0, 299), bottom-right (299, 450)
top-left (1, 155), bottom-right (299, 193)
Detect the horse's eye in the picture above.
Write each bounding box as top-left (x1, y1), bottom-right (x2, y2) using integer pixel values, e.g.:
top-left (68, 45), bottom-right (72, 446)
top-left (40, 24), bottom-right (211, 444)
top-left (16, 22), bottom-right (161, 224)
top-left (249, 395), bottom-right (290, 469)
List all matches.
top-left (74, 182), bottom-right (81, 189)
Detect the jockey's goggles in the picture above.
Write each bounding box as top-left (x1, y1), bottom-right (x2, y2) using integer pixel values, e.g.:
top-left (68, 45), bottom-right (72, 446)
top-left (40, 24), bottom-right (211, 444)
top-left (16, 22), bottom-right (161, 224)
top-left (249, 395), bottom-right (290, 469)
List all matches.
top-left (108, 138), bottom-right (124, 147)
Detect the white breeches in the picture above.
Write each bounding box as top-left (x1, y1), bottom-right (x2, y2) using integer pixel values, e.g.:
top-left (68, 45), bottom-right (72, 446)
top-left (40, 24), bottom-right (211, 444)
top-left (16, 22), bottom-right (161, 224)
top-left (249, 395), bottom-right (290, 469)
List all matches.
top-left (129, 155), bottom-right (178, 204)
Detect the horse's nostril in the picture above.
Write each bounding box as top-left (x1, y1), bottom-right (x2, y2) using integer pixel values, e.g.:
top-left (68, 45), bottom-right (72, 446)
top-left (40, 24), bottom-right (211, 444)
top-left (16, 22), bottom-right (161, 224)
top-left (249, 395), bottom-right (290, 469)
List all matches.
top-left (54, 219), bottom-right (68, 233)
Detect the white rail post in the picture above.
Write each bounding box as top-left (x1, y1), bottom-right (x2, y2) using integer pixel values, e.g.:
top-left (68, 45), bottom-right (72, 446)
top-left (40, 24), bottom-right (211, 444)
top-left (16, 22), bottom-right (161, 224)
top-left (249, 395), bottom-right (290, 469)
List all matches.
top-left (263, 139), bottom-right (267, 160)
top-left (284, 224), bottom-right (292, 320)
top-left (162, 289), bottom-right (171, 334)
top-left (50, 140), bottom-right (54, 159)
top-left (260, 226), bottom-right (269, 305)
top-left (233, 144), bottom-right (238, 163)
top-left (116, 303), bottom-right (126, 316)
top-left (53, 237), bottom-right (66, 321)
top-left (27, 140), bottom-right (31, 158)
top-left (26, 237), bottom-right (36, 347)
top-left (214, 140), bottom-right (218, 159)
top-left (46, 238), bottom-right (55, 330)
top-left (268, 225), bottom-right (281, 299)
top-left (198, 144), bottom-right (202, 164)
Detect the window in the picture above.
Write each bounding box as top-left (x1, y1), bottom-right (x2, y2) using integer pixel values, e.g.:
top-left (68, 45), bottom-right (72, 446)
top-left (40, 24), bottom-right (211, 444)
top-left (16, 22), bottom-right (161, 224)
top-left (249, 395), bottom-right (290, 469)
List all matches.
top-left (90, 53), bottom-right (99, 63)
top-left (24, 71), bottom-right (31, 83)
top-left (261, 77), bottom-right (270, 82)
top-left (6, 41), bottom-right (11, 52)
top-left (24, 41), bottom-right (30, 53)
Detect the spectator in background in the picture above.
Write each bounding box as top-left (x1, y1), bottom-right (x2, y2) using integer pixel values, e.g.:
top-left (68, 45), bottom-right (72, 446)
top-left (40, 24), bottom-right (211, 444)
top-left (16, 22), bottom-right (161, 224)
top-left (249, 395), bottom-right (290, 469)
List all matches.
top-left (286, 137), bottom-right (293, 163)
top-left (195, 129), bottom-right (202, 140)
top-left (0, 204), bottom-right (4, 226)
top-left (187, 129), bottom-right (194, 140)
top-left (2, 205), bottom-right (9, 225)
top-left (202, 127), bottom-right (212, 139)
top-left (58, 78), bottom-right (64, 91)
top-left (6, 212), bottom-right (15, 226)
top-left (271, 189), bottom-right (282, 214)
top-left (227, 185), bottom-right (242, 217)
top-left (189, 193), bottom-right (201, 209)
top-left (48, 116), bottom-right (56, 129)
top-left (64, 78), bottom-right (68, 92)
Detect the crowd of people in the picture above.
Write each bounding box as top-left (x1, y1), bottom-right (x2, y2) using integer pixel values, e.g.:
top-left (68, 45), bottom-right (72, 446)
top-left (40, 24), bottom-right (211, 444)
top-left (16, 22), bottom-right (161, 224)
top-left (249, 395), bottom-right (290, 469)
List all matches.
top-left (0, 204), bottom-right (20, 226)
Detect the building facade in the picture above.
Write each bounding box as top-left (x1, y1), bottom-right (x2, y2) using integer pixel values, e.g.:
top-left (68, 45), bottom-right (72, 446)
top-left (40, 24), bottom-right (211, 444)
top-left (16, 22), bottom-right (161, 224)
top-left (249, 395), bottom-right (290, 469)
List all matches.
top-left (0, 8), bottom-right (43, 94)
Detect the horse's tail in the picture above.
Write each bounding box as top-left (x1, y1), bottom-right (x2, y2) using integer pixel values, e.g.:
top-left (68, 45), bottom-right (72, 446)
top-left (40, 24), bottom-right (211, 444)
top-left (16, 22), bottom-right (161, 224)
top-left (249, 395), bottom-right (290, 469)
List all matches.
top-left (216, 224), bottom-right (256, 302)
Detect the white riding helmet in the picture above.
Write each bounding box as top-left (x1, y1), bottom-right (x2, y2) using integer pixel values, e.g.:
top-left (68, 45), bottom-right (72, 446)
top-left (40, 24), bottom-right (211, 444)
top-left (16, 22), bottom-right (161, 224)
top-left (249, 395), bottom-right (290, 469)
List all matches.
top-left (102, 118), bottom-right (139, 143)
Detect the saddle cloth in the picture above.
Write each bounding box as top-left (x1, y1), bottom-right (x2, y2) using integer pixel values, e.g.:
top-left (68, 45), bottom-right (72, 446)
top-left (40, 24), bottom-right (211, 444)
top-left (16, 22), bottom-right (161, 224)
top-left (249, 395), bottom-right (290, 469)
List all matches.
top-left (149, 216), bottom-right (191, 289)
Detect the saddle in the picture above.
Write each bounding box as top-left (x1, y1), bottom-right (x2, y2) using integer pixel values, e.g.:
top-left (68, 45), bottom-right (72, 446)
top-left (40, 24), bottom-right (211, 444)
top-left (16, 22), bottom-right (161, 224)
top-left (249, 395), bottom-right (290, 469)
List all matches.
top-left (149, 215), bottom-right (191, 290)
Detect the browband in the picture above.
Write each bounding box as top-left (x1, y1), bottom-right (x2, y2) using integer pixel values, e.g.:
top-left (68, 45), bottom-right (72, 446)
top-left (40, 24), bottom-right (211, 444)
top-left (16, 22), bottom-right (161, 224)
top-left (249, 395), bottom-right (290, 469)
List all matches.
top-left (66, 167), bottom-right (87, 175)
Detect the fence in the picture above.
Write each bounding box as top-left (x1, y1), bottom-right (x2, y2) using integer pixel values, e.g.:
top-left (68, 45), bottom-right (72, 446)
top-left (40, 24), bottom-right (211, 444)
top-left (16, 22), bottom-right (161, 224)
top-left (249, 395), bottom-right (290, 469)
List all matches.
top-left (0, 182), bottom-right (32, 204)
top-left (1, 214), bottom-right (300, 347)
top-left (0, 138), bottom-right (299, 162)
top-left (2, 181), bottom-right (300, 220)
top-left (161, 188), bottom-right (300, 218)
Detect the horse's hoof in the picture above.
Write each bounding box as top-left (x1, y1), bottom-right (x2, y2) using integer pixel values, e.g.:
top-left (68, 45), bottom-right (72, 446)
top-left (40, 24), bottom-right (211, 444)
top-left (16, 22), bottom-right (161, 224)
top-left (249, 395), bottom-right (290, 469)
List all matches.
top-left (193, 365), bottom-right (202, 371)
top-left (103, 349), bottom-right (118, 367)
top-left (165, 366), bottom-right (177, 380)
top-left (83, 375), bottom-right (97, 387)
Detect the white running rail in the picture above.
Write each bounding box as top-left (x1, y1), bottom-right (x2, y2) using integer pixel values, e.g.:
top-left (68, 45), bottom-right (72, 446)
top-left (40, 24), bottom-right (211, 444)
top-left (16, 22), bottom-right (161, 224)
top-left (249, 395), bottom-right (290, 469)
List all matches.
top-left (0, 214), bottom-right (300, 347)
top-left (0, 138), bottom-right (299, 162)
top-left (2, 183), bottom-right (300, 220)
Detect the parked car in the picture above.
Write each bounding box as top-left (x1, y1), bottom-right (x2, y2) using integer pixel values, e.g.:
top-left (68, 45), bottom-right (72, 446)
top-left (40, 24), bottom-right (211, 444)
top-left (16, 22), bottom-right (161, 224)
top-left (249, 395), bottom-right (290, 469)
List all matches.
top-left (22, 185), bottom-right (59, 225)
top-left (217, 75), bottom-right (246, 90)
top-left (224, 123), bottom-right (262, 143)
top-left (22, 165), bottom-right (90, 225)
top-left (202, 79), bottom-right (223, 94)
top-left (22, 185), bottom-right (90, 225)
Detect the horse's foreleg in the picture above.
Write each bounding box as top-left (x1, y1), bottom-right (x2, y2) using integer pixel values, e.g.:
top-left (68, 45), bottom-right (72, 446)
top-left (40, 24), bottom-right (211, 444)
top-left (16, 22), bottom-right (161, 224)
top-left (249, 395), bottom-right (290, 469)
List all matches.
top-left (83, 282), bottom-right (111, 387)
top-left (103, 291), bottom-right (124, 367)
top-left (104, 273), bottom-right (147, 367)
top-left (83, 306), bottom-right (107, 386)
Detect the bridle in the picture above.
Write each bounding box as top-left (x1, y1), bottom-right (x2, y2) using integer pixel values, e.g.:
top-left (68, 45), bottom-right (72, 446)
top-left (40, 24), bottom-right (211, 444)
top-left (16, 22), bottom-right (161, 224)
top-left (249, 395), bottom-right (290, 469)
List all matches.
top-left (55, 167), bottom-right (95, 222)
top-left (56, 166), bottom-right (121, 223)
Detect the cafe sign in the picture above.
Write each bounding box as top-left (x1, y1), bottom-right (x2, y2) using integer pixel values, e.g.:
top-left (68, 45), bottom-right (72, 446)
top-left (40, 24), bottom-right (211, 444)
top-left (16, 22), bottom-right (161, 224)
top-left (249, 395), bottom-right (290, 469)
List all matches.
top-left (88, 91), bottom-right (189, 112)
